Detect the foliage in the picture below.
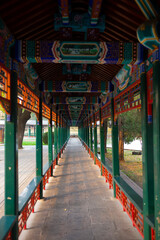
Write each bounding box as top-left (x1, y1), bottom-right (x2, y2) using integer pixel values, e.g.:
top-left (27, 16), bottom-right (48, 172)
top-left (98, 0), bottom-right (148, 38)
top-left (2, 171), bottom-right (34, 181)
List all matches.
top-left (119, 109), bottom-right (142, 144)
top-left (42, 132), bottom-right (54, 145)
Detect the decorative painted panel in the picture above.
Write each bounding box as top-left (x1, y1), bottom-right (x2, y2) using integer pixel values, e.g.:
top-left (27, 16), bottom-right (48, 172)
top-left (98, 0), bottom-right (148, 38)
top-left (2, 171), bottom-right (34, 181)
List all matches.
top-left (17, 79), bottom-right (39, 114)
top-left (12, 60), bottom-right (40, 96)
top-left (54, 12), bottom-right (105, 32)
top-left (0, 63), bottom-right (10, 101)
top-left (0, 63), bottom-right (11, 114)
top-left (15, 40), bottom-right (144, 65)
top-left (101, 101), bottom-right (111, 119)
top-left (52, 111), bottom-right (56, 122)
top-left (112, 64), bottom-right (140, 96)
top-left (66, 97), bottom-right (86, 104)
top-left (114, 80), bottom-right (141, 119)
top-left (42, 103), bottom-right (50, 120)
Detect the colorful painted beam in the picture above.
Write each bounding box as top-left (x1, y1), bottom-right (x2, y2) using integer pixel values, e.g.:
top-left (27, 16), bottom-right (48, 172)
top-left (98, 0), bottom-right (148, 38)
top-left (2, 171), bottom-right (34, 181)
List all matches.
top-left (42, 80), bottom-right (107, 92)
top-left (54, 13), bottom-right (105, 32)
top-left (15, 40), bottom-right (144, 64)
top-left (52, 96), bottom-right (98, 104)
top-left (58, 0), bottom-right (70, 24)
top-left (112, 64), bottom-right (141, 96)
top-left (88, 0), bottom-right (103, 25)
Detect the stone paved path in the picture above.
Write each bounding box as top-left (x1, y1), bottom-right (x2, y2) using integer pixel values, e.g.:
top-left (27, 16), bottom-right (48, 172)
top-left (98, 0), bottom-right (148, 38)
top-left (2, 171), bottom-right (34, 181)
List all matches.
top-left (19, 138), bottom-right (142, 240)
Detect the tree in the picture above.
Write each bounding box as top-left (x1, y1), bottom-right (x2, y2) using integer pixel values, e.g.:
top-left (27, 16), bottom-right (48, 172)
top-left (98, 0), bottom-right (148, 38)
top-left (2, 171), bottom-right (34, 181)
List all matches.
top-left (118, 109), bottom-right (142, 161)
top-left (17, 108), bottom-right (31, 149)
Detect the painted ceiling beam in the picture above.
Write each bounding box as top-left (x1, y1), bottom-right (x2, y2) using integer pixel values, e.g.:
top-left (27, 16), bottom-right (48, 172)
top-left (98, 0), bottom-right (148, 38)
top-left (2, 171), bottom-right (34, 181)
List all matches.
top-left (88, 0), bottom-right (103, 25)
top-left (58, 0), bottom-right (70, 24)
top-left (54, 12), bottom-right (105, 34)
top-left (15, 40), bottom-right (144, 65)
top-left (42, 81), bottom-right (107, 93)
top-left (52, 96), bottom-right (98, 104)
top-left (135, 0), bottom-right (158, 20)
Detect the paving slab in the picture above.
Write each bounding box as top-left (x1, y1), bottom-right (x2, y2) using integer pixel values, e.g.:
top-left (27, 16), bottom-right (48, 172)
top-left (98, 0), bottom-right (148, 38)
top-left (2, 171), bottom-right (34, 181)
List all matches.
top-left (19, 138), bottom-right (143, 240)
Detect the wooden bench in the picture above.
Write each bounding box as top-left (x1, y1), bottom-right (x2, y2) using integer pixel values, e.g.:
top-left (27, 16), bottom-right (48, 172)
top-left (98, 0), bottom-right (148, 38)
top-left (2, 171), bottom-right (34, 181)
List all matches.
top-left (0, 215), bottom-right (17, 240)
top-left (114, 176), bottom-right (143, 213)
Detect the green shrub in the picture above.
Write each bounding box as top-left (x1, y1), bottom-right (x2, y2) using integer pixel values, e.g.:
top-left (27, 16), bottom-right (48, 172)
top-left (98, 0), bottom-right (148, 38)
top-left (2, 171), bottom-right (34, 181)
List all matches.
top-left (42, 132), bottom-right (54, 145)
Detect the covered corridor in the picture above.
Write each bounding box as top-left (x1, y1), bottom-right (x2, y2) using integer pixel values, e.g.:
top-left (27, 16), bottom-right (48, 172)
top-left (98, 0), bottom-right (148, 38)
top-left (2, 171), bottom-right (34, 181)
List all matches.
top-left (19, 138), bottom-right (141, 240)
top-left (0, 0), bottom-right (160, 239)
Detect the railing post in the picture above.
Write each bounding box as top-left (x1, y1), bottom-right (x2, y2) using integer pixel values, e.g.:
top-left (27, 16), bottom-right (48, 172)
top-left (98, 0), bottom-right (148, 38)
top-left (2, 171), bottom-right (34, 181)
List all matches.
top-left (153, 58), bottom-right (160, 240)
top-left (5, 70), bottom-right (18, 239)
top-left (99, 108), bottom-right (105, 174)
top-left (90, 117), bottom-right (93, 155)
top-left (58, 113), bottom-right (61, 158)
top-left (94, 111), bottom-right (97, 164)
top-left (36, 93), bottom-right (43, 199)
top-left (54, 108), bottom-right (58, 164)
top-left (111, 98), bottom-right (120, 197)
top-left (87, 120), bottom-right (89, 149)
top-left (48, 108), bottom-right (53, 175)
top-left (141, 62), bottom-right (154, 240)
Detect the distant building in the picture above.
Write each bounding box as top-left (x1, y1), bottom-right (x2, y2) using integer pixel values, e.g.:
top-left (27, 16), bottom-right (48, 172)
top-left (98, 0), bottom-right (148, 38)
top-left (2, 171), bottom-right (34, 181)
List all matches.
top-left (0, 120), bottom-right (49, 143)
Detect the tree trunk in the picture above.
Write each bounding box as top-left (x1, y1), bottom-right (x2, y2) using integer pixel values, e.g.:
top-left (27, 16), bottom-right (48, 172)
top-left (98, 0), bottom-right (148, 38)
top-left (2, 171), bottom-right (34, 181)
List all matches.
top-left (17, 108), bottom-right (31, 149)
top-left (104, 118), bottom-right (108, 153)
top-left (118, 116), bottom-right (124, 161)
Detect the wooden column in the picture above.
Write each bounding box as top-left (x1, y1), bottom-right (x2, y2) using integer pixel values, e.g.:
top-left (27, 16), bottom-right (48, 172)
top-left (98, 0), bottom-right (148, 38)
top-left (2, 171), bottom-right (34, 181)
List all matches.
top-left (141, 63), bottom-right (154, 240)
top-left (36, 93), bottom-right (43, 199)
top-left (48, 108), bottom-right (53, 175)
top-left (100, 108), bottom-right (105, 174)
top-left (5, 70), bottom-right (18, 239)
top-left (93, 110), bottom-right (97, 164)
top-left (153, 59), bottom-right (160, 240)
top-left (111, 98), bottom-right (120, 197)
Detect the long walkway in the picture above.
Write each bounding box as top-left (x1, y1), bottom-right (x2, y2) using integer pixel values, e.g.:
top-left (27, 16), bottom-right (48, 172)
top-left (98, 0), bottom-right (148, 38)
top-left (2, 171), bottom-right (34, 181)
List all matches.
top-left (20, 138), bottom-right (142, 240)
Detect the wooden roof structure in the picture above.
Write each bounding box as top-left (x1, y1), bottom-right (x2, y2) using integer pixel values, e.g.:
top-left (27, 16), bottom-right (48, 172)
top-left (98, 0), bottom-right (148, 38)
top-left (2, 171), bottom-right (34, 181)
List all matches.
top-left (0, 0), bottom-right (147, 124)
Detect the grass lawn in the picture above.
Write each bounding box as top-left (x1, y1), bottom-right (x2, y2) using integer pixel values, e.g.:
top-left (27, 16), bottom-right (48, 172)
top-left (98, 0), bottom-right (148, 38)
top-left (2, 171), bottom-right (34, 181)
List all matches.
top-left (22, 140), bottom-right (47, 146)
top-left (105, 148), bottom-right (143, 188)
top-left (22, 140), bottom-right (36, 145)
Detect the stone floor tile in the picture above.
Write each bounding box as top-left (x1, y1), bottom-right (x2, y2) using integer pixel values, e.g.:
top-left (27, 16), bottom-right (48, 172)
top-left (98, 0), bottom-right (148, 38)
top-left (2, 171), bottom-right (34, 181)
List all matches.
top-left (19, 138), bottom-right (143, 240)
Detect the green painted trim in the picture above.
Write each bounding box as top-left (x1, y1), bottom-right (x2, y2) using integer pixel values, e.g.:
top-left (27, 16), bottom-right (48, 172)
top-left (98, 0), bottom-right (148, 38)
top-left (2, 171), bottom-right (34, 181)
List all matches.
top-left (153, 60), bottom-right (160, 240)
top-left (99, 109), bottom-right (105, 175)
top-left (36, 95), bottom-right (43, 199)
top-left (111, 98), bottom-right (120, 197)
top-left (48, 113), bottom-right (53, 175)
top-left (141, 70), bottom-right (154, 240)
top-left (5, 71), bottom-right (18, 239)
top-left (94, 124), bottom-right (97, 164)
